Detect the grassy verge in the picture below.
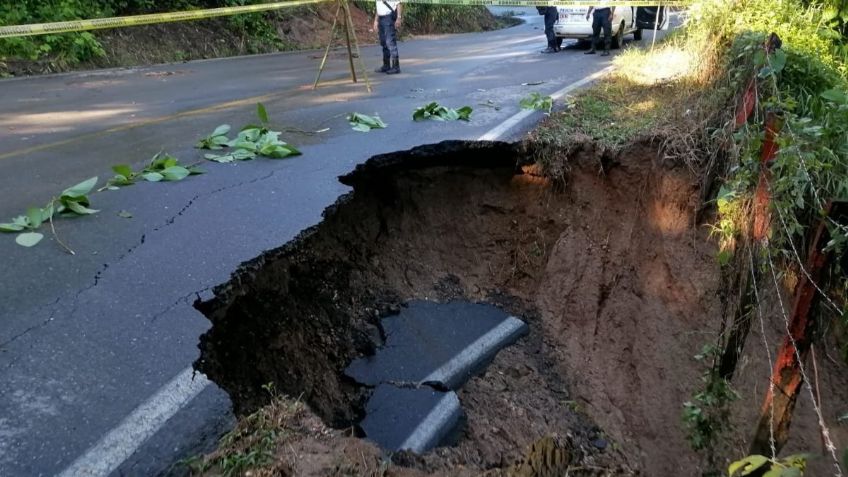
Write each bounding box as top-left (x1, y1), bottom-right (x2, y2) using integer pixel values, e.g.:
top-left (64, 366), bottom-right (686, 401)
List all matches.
top-left (531, 40), bottom-right (724, 180)
top-left (184, 388), bottom-right (312, 476)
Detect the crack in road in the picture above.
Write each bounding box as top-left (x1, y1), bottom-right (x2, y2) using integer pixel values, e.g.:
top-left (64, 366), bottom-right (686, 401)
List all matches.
top-left (147, 286), bottom-right (213, 325)
top-left (0, 296), bottom-right (63, 353)
top-left (3, 167), bottom-right (281, 350)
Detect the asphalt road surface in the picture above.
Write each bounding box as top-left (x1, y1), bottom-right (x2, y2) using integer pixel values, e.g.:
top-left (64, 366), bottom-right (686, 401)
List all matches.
top-left (0, 11), bottom-right (669, 476)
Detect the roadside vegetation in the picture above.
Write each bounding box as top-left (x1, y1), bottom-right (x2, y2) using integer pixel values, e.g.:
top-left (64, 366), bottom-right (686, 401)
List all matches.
top-left (0, 1), bottom-right (517, 76)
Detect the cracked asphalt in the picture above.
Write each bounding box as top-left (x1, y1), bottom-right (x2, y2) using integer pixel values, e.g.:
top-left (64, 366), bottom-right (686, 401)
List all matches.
top-left (0, 9), bottom-right (669, 476)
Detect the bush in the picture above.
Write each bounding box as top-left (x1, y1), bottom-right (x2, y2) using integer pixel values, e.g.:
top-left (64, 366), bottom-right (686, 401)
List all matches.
top-left (0, 1), bottom-right (113, 64)
top-left (0, 0), bottom-right (280, 64)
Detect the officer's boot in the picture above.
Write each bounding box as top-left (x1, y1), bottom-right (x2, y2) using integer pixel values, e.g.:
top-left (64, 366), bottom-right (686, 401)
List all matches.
top-left (386, 56), bottom-right (400, 75)
top-left (584, 40), bottom-right (596, 55)
top-left (601, 39), bottom-right (611, 56)
top-left (375, 54), bottom-right (390, 73)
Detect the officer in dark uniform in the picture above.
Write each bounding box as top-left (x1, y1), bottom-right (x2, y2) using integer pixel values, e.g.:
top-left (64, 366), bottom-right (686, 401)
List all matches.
top-left (585, 3), bottom-right (615, 56)
top-left (373, 0), bottom-right (402, 74)
top-left (539, 6), bottom-right (560, 53)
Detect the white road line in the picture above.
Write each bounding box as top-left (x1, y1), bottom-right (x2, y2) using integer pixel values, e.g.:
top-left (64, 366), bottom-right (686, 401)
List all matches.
top-left (478, 65), bottom-right (615, 141)
top-left (397, 392), bottom-right (462, 453)
top-left (56, 66), bottom-right (609, 477)
top-left (422, 316), bottom-right (527, 389)
top-left (57, 368), bottom-right (210, 477)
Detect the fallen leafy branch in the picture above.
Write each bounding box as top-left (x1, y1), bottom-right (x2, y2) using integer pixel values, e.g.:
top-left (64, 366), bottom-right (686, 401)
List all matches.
top-left (196, 124), bottom-right (231, 150)
top-left (0, 176), bottom-right (99, 249)
top-left (520, 92), bottom-right (554, 114)
top-left (413, 102), bottom-right (473, 122)
top-left (199, 103), bottom-right (302, 163)
top-left (104, 154), bottom-right (202, 190)
top-left (347, 113), bottom-right (388, 132)
top-left (141, 153), bottom-right (203, 182)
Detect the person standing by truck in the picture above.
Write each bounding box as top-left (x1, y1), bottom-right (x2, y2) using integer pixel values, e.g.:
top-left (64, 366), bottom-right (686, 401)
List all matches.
top-left (374, 0), bottom-right (403, 74)
top-left (585, 2), bottom-right (615, 56)
top-left (538, 6), bottom-right (560, 53)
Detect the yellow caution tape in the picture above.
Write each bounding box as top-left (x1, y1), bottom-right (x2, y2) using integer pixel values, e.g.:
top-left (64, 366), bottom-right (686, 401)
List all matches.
top-left (0, 0), bottom-right (686, 39)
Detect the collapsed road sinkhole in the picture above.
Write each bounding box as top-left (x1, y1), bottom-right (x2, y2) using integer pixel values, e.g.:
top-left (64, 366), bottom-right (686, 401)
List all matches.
top-left (192, 139), bottom-right (731, 474)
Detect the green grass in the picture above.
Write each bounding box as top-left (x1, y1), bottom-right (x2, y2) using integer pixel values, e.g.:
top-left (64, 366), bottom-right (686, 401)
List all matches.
top-left (185, 388), bottom-right (303, 476)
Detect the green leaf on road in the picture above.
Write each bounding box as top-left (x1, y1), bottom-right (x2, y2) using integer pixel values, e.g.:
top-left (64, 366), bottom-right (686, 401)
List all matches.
top-left (196, 125), bottom-right (232, 149)
top-left (213, 124), bottom-right (231, 137)
top-left (257, 102), bottom-right (270, 124)
top-left (63, 177), bottom-right (98, 198)
top-left (118, 210), bottom-right (133, 218)
top-left (143, 172), bottom-right (164, 182)
top-left (161, 166), bottom-right (190, 181)
top-left (27, 207), bottom-right (43, 229)
top-left (112, 164), bottom-right (134, 178)
top-left (66, 200), bottom-right (99, 215)
top-left (0, 222), bottom-right (25, 232)
top-left (205, 150), bottom-right (257, 163)
top-left (15, 232), bottom-right (44, 247)
top-left (455, 106), bottom-right (473, 121)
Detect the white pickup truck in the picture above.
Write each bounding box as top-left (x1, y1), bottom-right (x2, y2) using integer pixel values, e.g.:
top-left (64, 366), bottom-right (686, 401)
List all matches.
top-left (554, 6), bottom-right (668, 48)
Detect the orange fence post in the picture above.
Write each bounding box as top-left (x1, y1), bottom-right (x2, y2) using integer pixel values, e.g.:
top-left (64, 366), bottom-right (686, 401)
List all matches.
top-left (750, 201), bottom-right (847, 455)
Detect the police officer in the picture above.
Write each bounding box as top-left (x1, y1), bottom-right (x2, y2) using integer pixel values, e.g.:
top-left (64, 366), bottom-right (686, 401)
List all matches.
top-left (585, 2), bottom-right (615, 56)
top-left (373, 0), bottom-right (402, 74)
top-left (539, 6), bottom-right (560, 53)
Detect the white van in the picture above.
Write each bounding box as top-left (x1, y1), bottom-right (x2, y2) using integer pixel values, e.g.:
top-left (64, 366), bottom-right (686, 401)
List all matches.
top-left (554, 6), bottom-right (667, 48)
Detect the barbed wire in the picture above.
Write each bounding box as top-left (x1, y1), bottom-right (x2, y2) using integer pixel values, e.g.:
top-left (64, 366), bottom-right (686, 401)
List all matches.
top-left (765, 245), bottom-right (843, 476)
top-left (748, 247), bottom-right (777, 459)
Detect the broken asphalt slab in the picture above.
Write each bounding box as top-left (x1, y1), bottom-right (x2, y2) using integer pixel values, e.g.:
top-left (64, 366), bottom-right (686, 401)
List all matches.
top-left (347, 301), bottom-right (527, 453)
top-left (346, 300), bottom-right (528, 390)
top-left (360, 384), bottom-right (463, 454)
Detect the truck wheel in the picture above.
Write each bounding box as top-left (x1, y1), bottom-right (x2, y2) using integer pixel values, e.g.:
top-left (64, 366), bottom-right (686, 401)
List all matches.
top-left (612, 21), bottom-right (625, 48)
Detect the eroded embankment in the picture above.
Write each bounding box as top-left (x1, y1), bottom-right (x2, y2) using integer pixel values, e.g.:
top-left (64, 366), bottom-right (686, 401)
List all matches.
top-left (194, 139), bottom-right (724, 475)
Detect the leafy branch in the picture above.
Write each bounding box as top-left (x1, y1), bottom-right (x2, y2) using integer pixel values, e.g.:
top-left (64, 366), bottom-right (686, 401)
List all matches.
top-left (0, 176), bottom-right (99, 251)
top-left (196, 124), bottom-right (232, 150)
top-left (104, 153), bottom-right (203, 189)
top-left (141, 153), bottom-right (203, 182)
top-left (347, 113), bottom-right (387, 132)
top-left (413, 102), bottom-right (473, 122)
top-left (520, 92), bottom-right (554, 114)
top-left (199, 103), bottom-right (302, 163)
